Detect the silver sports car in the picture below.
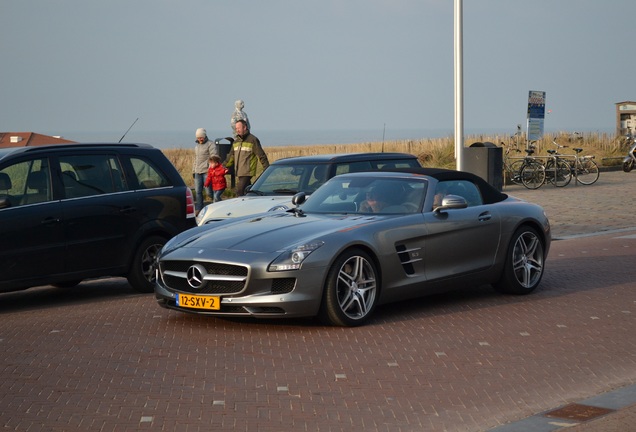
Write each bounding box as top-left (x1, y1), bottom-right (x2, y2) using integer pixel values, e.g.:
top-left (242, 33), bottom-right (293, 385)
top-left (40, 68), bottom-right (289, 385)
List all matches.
top-left (155, 168), bottom-right (551, 327)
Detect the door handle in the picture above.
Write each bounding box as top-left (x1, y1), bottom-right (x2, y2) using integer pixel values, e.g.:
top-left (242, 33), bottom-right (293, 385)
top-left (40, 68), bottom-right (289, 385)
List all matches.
top-left (478, 212), bottom-right (492, 222)
top-left (119, 206), bottom-right (137, 214)
top-left (41, 217), bottom-right (61, 226)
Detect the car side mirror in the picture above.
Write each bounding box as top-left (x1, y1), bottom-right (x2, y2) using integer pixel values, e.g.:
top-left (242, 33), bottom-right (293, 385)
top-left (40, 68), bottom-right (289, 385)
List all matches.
top-left (292, 192), bottom-right (307, 206)
top-left (433, 194), bottom-right (468, 214)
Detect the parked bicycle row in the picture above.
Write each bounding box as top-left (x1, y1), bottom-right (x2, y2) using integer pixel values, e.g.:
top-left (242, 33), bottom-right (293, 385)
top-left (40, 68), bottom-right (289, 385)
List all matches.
top-left (502, 140), bottom-right (600, 190)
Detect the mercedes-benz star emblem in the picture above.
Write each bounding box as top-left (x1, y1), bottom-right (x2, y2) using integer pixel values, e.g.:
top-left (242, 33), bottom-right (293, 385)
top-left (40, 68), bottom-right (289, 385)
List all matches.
top-left (186, 264), bottom-right (207, 289)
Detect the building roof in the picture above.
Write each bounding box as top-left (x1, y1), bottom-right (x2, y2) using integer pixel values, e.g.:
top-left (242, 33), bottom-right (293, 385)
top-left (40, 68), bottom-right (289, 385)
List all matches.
top-left (0, 132), bottom-right (77, 148)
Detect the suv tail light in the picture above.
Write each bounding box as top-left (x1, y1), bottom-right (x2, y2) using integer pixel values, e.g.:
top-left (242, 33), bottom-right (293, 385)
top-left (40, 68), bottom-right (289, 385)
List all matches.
top-left (185, 188), bottom-right (196, 219)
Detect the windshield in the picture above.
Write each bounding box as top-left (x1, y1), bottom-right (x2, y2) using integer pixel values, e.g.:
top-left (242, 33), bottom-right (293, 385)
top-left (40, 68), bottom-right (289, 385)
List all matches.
top-left (248, 164), bottom-right (328, 195)
top-left (300, 176), bottom-right (427, 215)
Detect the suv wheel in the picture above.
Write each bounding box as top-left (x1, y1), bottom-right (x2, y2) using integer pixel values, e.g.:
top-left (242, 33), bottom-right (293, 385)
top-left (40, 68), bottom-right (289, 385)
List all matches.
top-left (127, 235), bottom-right (166, 293)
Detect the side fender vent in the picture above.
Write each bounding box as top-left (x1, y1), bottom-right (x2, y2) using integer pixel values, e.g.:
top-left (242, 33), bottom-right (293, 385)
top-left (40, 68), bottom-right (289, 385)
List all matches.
top-left (395, 244), bottom-right (423, 276)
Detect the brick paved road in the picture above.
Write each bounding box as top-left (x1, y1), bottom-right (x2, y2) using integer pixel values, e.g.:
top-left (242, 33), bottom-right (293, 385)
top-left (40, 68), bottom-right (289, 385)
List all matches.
top-left (0, 171), bottom-right (635, 432)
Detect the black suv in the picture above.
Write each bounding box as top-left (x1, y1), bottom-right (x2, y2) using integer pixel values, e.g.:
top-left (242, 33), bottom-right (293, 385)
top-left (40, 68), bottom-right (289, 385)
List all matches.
top-left (0, 143), bottom-right (196, 294)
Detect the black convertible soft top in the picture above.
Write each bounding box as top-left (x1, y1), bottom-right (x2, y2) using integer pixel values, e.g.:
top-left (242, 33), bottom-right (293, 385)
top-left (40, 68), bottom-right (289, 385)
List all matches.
top-left (388, 167), bottom-right (509, 205)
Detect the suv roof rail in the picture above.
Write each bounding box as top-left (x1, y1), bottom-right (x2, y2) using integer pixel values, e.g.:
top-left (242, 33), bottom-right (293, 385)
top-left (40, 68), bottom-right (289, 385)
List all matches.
top-left (1, 143), bottom-right (155, 156)
top-left (29, 142), bottom-right (153, 150)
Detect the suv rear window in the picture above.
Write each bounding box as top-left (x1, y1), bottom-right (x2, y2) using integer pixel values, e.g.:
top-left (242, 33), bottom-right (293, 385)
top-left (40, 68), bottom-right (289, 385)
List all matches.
top-left (130, 156), bottom-right (171, 189)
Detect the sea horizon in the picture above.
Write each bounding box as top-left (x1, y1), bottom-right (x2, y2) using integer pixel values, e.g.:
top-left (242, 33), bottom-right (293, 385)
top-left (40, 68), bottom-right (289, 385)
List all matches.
top-left (53, 126), bottom-right (614, 150)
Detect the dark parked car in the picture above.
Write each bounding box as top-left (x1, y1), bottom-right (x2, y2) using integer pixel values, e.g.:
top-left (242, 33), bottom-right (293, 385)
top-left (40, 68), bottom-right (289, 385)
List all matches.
top-left (156, 168), bottom-right (551, 326)
top-left (196, 152), bottom-right (421, 224)
top-left (0, 143), bottom-right (196, 294)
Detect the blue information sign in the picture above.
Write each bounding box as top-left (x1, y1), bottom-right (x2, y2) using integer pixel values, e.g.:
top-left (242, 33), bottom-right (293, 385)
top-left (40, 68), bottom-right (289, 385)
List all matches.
top-left (527, 91), bottom-right (546, 141)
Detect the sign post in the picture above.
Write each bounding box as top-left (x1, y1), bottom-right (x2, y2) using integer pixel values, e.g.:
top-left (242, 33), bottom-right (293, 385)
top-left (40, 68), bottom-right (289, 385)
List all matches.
top-left (527, 90), bottom-right (546, 144)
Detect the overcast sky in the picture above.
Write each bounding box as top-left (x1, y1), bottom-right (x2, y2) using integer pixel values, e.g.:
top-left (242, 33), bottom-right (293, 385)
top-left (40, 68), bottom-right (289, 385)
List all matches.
top-left (2, 0), bottom-right (634, 139)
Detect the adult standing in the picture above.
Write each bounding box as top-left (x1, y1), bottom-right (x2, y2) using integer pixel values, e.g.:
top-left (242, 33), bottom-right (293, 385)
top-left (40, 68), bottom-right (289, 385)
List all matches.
top-left (224, 120), bottom-right (269, 196)
top-left (192, 128), bottom-right (217, 214)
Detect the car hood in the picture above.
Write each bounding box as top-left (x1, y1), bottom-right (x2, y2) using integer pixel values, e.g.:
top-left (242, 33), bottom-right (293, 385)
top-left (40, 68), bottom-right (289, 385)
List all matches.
top-left (171, 212), bottom-right (379, 254)
top-left (197, 195), bottom-right (293, 225)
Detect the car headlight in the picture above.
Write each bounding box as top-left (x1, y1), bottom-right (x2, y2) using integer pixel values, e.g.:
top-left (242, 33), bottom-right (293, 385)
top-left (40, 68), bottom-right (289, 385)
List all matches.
top-left (195, 208), bottom-right (205, 224)
top-left (268, 204), bottom-right (290, 212)
top-left (268, 241), bottom-right (325, 271)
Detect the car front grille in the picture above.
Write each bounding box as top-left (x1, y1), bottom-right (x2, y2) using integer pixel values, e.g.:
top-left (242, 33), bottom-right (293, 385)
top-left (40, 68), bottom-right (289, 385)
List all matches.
top-left (162, 261), bottom-right (248, 277)
top-left (159, 261), bottom-right (297, 296)
top-left (160, 260), bottom-right (248, 295)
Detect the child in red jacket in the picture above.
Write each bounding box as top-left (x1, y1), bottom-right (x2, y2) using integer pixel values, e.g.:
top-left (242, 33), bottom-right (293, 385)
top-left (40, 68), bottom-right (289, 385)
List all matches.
top-left (204, 155), bottom-right (229, 202)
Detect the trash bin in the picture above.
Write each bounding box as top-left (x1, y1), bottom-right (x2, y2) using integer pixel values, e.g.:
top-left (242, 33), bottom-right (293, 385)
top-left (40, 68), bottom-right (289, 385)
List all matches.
top-left (214, 137), bottom-right (234, 187)
top-left (214, 137), bottom-right (234, 162)
top-left (463, 142), bottom-right (503, 191)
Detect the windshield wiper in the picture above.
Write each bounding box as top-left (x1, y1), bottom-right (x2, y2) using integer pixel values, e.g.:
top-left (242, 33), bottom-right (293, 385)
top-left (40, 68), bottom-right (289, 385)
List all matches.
top-left (272, 188), bottom-right (298, 195)
top-left (245, 189), bottom-right (265, 196)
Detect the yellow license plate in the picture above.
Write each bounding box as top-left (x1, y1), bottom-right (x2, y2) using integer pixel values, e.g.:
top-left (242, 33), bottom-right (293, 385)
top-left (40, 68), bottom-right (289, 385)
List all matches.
top-left (177, 293), bottom-right (220, 310)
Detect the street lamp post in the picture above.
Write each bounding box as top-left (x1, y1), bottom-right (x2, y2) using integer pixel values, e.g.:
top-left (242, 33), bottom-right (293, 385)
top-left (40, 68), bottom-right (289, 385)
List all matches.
top-left (454, 0), bottom-right (464, 171)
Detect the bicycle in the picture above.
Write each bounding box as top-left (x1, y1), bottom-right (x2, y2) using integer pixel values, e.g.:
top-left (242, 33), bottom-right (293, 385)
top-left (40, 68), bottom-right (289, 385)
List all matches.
top-left (518, 147), bottom-right (546, 189)
top-left (569, 147), bottom-right (600, 185)
top-left (501, 141), bottom-right (524, 186)
top-left (544, 141), bottom-right (573, 187)
top-left (544, 141), bottom-right (600, 187)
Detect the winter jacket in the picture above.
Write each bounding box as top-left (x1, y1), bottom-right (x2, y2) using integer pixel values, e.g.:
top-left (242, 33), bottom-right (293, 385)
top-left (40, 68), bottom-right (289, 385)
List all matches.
top-left (224, 133), bottom-right (269, 177)
top-left (204, 165), bottom-right (229, 191)
top-left (193, 139), bottom-right (218, 174)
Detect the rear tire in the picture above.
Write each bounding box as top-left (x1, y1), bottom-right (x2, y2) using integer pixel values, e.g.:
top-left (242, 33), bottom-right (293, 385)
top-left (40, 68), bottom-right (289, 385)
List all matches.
top-left (623, 159), bottom-right (634, 173)
top-left (575, 158), bottom-right (599, 185)
top-left (127, 235), bottom-right (166, 293)
top-left (520, 161), bottom-right (545, 189)
top-left (545, 159), bottom-right (572, 187)
top-left (319, 249), bottom-right (378, 327)
top-left (494, 226), bottom-right (545, 295)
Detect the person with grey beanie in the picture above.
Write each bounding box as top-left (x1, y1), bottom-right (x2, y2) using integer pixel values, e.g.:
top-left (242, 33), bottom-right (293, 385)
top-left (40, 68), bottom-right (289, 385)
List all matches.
top-left (193, 128), bottom-right (218, 214)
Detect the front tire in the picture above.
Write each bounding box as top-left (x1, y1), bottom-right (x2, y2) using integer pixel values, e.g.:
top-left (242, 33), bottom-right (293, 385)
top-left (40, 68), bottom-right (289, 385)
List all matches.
top-left (520, 162), bottom-right (545, 190)
top-left (623, 159), bottom-right (634, 173)
top-left (494, 226), bottom-right (545, 295)
top-left (319, 249), bottom-right (378, 327)
top-left (127, 235), bottom-right (166, 293)
top-left (508, 159), bottom-right (524, 185)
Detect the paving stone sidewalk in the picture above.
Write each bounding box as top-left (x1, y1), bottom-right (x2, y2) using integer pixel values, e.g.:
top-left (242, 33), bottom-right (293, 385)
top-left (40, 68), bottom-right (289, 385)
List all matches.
top-left (501, 168), bottom-right (635, 239)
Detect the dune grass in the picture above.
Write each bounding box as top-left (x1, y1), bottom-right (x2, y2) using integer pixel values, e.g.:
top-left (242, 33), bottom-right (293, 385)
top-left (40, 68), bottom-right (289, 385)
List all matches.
top-left (163, 131), bottom-right (627, 196)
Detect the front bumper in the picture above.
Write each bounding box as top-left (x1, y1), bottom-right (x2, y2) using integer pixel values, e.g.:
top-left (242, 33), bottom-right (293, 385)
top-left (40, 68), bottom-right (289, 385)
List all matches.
top-left (154, 261), bottom-right (327, 319)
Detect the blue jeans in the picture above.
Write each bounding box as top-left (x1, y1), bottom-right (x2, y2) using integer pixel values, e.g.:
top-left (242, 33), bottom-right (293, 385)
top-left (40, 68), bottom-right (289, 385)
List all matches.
top-left (213, 189), bottom-right (224, 203)
top-left (194, 173), bottom-right (212, 211)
